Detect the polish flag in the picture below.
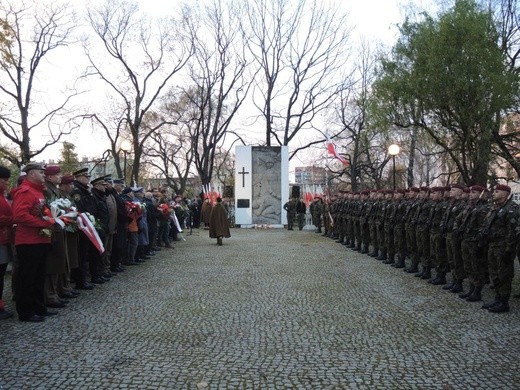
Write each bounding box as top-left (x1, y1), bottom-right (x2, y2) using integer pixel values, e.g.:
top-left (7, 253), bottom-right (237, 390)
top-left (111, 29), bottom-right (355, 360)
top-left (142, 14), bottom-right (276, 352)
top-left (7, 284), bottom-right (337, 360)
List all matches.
top-left (326, 138), bottom-right (348, 166)
top-left (77, 213), bottom-right (105, 254)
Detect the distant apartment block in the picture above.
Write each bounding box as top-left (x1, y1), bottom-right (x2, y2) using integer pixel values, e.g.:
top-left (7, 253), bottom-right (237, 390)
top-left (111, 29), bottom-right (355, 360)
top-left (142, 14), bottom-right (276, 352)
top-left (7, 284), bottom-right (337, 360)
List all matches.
top-left (294, 166), bottom-right (327, 185)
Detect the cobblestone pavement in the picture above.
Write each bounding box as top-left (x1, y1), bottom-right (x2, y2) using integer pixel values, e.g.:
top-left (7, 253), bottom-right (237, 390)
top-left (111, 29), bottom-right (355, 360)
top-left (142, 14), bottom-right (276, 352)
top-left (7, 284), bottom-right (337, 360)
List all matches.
top-left (1, 228), bottom-right (520, 389)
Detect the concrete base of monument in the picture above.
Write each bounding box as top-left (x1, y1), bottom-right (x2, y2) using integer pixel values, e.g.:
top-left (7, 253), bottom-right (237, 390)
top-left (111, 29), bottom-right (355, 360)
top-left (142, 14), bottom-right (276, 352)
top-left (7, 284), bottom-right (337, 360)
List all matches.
top-left (236, 224), bottom-right (285, 229)
top-left (303, 224), bottom-right (317, 231)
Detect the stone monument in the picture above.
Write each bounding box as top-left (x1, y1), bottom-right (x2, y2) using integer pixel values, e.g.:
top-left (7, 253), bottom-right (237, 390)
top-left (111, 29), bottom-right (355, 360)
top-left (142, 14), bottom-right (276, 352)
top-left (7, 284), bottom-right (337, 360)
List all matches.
top-left (235, 146), bottom-right (289, 227)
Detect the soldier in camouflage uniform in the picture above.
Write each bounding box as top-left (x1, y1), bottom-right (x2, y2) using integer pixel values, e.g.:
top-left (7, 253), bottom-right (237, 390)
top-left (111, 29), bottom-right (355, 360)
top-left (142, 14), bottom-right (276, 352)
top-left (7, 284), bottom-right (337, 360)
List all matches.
top-left (440, 184), bottom-right (466, 293)
top-left (415, 187), bottom-right (433, 279)
top-left (391, 189), bottom-right (407, 268)
top-left (359, 190), bottom-right (371, 254)
top-left (283, 198), bottom-right (297, 230)
top-left (455, 185), bottom-right (489, 301)
top-left (428, 187), bottom-right (450, 285)
top-left (376, 190), bottom-right (389, 261)
top-left (368, 190), bottom-right (381, 257)
top-left (480, 184), bottom-right (519, 313)
top-left (310, 197), bottom-right (324, 233)
top-left (404, 188), bottom-right (421, 273)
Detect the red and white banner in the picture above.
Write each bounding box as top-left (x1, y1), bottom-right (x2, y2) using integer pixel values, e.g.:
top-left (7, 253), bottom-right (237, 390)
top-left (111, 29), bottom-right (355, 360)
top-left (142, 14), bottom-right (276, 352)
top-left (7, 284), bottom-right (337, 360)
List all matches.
top-left (77, 213), bottom-right (105, 254)
top-left (326, 138), bottom-right (348, 166)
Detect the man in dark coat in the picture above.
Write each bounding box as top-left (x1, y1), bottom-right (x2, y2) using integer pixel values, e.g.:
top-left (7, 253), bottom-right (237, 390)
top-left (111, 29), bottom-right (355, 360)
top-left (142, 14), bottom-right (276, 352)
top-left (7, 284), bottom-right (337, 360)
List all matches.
top-left (209, 197), bottom-right (231, 246)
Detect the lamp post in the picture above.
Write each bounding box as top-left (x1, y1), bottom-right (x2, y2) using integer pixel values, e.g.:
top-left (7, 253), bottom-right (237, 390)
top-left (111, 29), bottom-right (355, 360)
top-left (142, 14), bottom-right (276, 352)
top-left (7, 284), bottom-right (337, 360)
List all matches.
top-left (120, 140), bottom-right (132, 181)
top-left (388, 144), bottom-right (400, 191)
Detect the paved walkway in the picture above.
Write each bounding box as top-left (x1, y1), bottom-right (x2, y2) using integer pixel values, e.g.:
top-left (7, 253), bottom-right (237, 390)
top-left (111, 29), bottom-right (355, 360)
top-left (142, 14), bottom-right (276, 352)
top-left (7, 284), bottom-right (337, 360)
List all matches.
top-left (1, 228), bottom-right (520, 389)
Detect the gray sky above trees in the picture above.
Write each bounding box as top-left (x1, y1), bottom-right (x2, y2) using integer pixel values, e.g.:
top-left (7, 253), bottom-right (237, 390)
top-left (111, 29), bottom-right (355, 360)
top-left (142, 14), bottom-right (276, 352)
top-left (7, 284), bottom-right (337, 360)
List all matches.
top-left (5, 0), bottom-right (438, 179)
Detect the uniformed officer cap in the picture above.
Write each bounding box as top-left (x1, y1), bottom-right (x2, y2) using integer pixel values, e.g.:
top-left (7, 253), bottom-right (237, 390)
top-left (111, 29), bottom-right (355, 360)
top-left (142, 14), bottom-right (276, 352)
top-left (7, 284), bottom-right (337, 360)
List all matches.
top-left (113, 178), bottom-right (125, 185)
top-left (73, 167), bottom-right (91, 178)
top-left (122, 187), bottom-right (133, 194)
top-left (91, 176), bottom-right (107, 186)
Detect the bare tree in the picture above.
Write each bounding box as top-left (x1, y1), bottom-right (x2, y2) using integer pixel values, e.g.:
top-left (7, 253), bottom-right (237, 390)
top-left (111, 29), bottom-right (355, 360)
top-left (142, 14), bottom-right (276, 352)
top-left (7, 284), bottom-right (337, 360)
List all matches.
top-left (177, 0), bottom-right (250, 186)
top-left (242, 0), bottom-right (351, 159)
top-left (84, 0), bottom-right (192, 185)
top-left (0, 0), bottom-right (79, 166)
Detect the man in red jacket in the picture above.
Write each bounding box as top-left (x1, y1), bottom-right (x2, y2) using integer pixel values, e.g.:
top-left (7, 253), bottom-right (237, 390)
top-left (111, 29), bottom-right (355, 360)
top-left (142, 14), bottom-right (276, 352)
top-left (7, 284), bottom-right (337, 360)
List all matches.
top-left (13, 163), bottom-right (56, 322)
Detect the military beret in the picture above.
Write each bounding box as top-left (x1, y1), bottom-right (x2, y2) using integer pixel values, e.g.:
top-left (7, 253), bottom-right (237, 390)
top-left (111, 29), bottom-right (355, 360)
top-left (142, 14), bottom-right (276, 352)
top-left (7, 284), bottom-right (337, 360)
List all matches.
top-left (0, 165), bottom-right (10, 179)
top-left (385, 189), bottom-right (394, 194)
top-left (430, 186), bottom-right (444, 192)
top-left (91, 176), bottom-right (107, 186)
top-left (44, 165), bottom-right (61, 176)
top-left (469, 185), bottom-right (485, 192)
top-left (60, 174), bottom-right (75, 185)
top-left (73, 167), bottom-right (91, 177)
top-left (408, 187), bottom-right (420, 193)
top-left (396, 189), bottom-right (406, 194)
top-left (420, 186), bottom-right (430, 192)
top-left (495, 184), bottom-right (511, 193)
top-left (463, 187), bottom-right (470, 193)
top-left (22, 162), bottom-right (45, 173)
top-left (360, 190), bottom-right (369, 195)
top-left (450, 183), bottom-right (465, 190)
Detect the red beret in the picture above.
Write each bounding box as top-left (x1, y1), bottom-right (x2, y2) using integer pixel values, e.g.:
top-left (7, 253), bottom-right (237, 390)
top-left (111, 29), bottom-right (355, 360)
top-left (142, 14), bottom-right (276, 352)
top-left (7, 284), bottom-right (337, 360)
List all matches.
top-left (60, 174), bottom-right (75, 185)
top-left (463, 187), bottom-right (470, 193)
top-left (396, 189), bottom-right (406, 194)
top-left (420, 186), bottom-right (430, 192)
top-left (469, 185), bottom-right (485, 192)
top-left (450, 183), bottom-right (465, 190)
top-left (360, 190), bottom-right (369, 195)
top-left (408, 187), bottom-right (420, 193)
top-left (385, 189), bottom-right (394, 194)
top-left (430, 186), bottom-right (444, 192)
top-left (495, 184), bottom-right (511, 193)
top-left (44, 165), bottom-right (61, 176)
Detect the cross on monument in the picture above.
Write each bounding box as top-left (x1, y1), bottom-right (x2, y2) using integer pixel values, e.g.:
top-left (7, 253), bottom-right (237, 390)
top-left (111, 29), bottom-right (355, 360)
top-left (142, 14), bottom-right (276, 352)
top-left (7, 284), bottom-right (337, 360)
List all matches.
top-left (238, 167), bottom-right (250, 188)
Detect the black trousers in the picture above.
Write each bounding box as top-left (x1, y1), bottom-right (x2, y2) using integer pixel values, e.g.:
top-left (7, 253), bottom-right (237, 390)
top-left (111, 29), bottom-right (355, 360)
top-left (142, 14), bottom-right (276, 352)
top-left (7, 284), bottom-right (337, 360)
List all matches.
top-left (15, 244), bottom-right (49, 319)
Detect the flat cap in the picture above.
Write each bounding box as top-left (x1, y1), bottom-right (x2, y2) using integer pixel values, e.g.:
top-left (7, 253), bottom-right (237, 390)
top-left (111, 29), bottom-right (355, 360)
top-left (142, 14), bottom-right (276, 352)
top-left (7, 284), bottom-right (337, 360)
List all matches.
top-left (0, 166), bottom-right (11, 179)
top-left (22, 163), bottom-right (45, 173)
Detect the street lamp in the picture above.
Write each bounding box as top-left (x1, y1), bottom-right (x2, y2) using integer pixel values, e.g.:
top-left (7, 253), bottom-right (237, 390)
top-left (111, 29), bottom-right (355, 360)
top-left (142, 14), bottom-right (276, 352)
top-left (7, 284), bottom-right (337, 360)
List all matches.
top-left (388, 144), bottom-right (400, 191)
top-left (120, 140), bottom-right (132, 181)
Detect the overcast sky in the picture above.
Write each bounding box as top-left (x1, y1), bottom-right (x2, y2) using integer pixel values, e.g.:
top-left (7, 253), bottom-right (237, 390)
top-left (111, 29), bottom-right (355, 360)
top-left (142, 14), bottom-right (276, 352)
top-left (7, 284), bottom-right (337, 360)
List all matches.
top-left (34, 0), bottom-right (438, 168)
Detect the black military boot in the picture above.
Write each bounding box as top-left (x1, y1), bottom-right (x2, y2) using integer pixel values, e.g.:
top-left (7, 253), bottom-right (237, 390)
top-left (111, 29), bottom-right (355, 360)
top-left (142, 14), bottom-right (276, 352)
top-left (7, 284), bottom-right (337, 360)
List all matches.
top-left (377, 251), bottom-right (387, 261)
top-left (394, 257), bottom-right (406, 269)
top-left (466, 286), bottom-right (483, 302)
top-left (420, 266), bottom-right (432, 280)
top-left (406, 261), bottom-right (419, 273)
top-left (488, 298), bottom-right (510, 313)
top-left (414, 266), bottom-right (425, 277)
top-left (432, 272), bottom-right (447, 285)
top-left (459, 285), bottom-right (475, 299)
top-left (442, 279), bottom-right (455, 290)
top-left (383, 254), bottom-right (395, 265)
top-left (482, 296), bottom-right (501, 309)
top-left (361, 245), bottom-right (369, 254)
top-left (450, 280), bottom-right (463, 294)
top-left (369, 250), bottom-right (379, 258)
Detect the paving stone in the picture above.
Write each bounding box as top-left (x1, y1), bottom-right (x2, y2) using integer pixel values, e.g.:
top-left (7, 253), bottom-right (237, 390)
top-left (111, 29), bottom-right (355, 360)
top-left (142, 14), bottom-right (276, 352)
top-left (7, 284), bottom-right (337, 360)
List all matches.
top-left (1, 229), bottom-right (520, 388)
